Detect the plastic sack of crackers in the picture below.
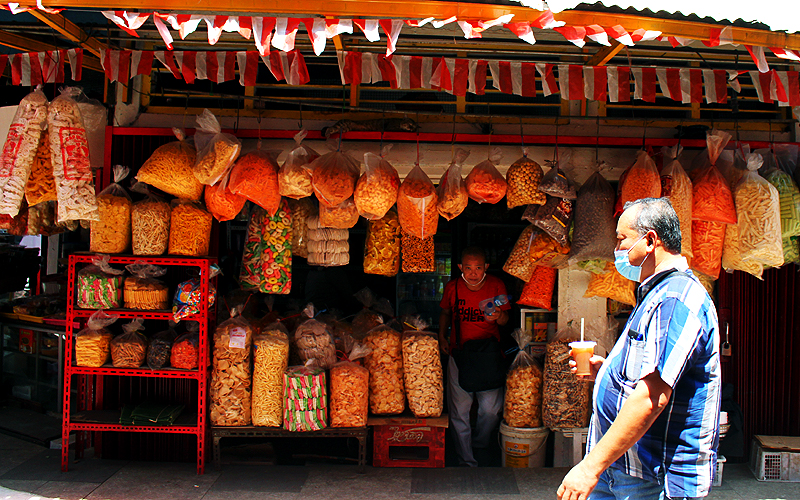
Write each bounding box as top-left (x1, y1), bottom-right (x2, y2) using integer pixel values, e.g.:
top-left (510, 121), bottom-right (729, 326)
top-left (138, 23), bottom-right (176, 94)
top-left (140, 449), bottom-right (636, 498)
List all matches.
top-left (171, 325), bottom-right (200, 370)
top-left (311, 149), bottom-right (360, 207)
top-left (584, 261), bottom-right (636, 306)
top-left (528, 228), bottom-right (570, 268)
top-left (507, 149), bottom-right (546, 208)
top-left (568, 168), bottom-right (616, 264)
top-left (524, 195), bottom-right (573, 247)
top-left (319, 196), bottom-right (359, 229)
top-left (398, 165), bottom-right (439, 239)
top-left (401, 230), bottom-right (435, 273)
top-left (48, 87), bottom-right (99, 222)
top-left (111, 318), bottom-right (148, 368)
top-left (294, 304), bottom-right (337, 369)
top-left (693, 130), bottom-right (737, 225)
top-left (210, 304), bottom-right (254, 426)
top-left (518, 265), bottom-right (557, 310)
top-left (504, 329), bottom-right (544, 428)
top-left (77, 255), bottom-right (124, 309)
top-left (251, 322), bottom-right (290, 426)
top-left (279, 130), bottom-right (319, 199)
top-left (74, 309), bottom-right (118, 367)
top-left (172, 264), bottom-right (220, 322)
top-left (402, 318), bottom-right (443, 418)
top-left (734, 152), bottom-right (783, 267)
top-left (147, 323), bottom-right (177, 370)
top-left (124, 261), bottom-right (168, 310)
top-left (693, 220), bottom-right (728, 280)
top-left (0, 88), bottom-right (48, 216)
top-left (503, 225), bottom-right (538, 282)
top-left (660, 145), bottom-right (693, 258)
top-left (355, 147), bottom-right (400, 220)
top-left (0, 202), bottom-right (28, 235)
top-left (437, 148), bottom-right (470, 220)
top-left (192, 109), bottom-right (241, 186)
top-left (618, 150), bottom-right (660, 209)
top-left (136, 128), bottom-right (203, 200)
top-left (90, 165), bottom-right (131, 254)
top-left (168, 199), bottom-right (212, 256)
top-left (364, 210), bottom-right (401, 277)
top-left (363, 324), bottom-right (405, 415)
top-left (229, 147), bottom-right (281, 215)
top-left (130, 182), bottom-right (170, 256)
top-left (205, 170), bottom-right (246, 222)
top-left (542, 325), bottom-right (592, 429)
top-left (288, 198), bottom-right (315, 259)
top-left (330, 337), bottom-right (371, 427)
top-left (25, 131), bottom-right (57, 207)
top-left (466, 147), bottom-right (507, 204)
top-left (764, 168), bottom-right (800, 240)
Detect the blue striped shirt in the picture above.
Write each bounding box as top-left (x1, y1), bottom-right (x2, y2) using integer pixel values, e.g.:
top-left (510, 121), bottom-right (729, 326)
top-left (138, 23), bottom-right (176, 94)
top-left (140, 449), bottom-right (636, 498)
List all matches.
top-left (587, 260), bottom-right (721, 498)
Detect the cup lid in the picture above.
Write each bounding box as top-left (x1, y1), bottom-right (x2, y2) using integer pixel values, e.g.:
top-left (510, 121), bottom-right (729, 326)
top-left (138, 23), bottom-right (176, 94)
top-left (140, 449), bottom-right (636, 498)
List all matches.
top-left (569, 341), bottom-right (597, 349)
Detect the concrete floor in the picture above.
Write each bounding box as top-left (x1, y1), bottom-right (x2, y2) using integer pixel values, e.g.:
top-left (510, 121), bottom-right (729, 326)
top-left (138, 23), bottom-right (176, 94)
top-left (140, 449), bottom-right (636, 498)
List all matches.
top-left (1, 432), bottom-right (800, 500)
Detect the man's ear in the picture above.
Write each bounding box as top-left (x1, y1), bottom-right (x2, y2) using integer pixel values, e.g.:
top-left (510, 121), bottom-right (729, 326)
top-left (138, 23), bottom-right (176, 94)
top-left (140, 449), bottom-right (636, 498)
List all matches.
top-left (484, 263), bottom-right (490, 270)
top-left (458, 264), bottom-right (463, 272)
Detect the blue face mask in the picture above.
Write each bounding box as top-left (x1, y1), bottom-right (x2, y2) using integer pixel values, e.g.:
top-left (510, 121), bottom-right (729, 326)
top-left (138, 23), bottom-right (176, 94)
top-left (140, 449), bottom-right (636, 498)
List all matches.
top-left (614, 234), bottom-right (650, 282)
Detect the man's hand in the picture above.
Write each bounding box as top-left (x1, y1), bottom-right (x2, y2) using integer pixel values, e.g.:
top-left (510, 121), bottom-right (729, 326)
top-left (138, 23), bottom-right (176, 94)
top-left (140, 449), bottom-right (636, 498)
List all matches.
top-left (568, 354), bottom-right (605, 381)
top-left (557, 461), bottom-right (601, 500)
top-left (439, 336), bottom-right (450, 355)
top-left (485, 307), bottom-right (501, 323)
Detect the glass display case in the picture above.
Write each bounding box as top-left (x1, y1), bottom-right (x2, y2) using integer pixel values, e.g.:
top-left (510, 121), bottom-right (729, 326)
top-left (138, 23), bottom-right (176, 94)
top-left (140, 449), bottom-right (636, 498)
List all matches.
top-left (1, 321), bottom-right (64, 412)
top-left (396, 241), bottom-right (453, 331)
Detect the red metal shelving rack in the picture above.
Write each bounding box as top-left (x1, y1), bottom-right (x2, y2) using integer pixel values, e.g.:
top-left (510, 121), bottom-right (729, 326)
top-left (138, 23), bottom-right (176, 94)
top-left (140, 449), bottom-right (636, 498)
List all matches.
top-left (61, 253), bottom-right (216, 474)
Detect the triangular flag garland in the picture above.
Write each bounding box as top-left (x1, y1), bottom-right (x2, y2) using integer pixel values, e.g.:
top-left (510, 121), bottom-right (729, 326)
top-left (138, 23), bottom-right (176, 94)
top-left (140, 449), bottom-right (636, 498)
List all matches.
top-left (3, 49), bottom-right (83, 85)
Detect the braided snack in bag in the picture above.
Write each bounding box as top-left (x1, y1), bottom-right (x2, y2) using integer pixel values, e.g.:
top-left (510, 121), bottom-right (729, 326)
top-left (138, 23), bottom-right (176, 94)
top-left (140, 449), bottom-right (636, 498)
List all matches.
top-left (398, 165), bottom-right (438, 239)
top-left (279, 130), bottom-right (319, 199)
top-left (437, 149), bottom-right (470, 220)
top-left (136, 128), bottom-right (203, 201)
top-left (90, 165), bottom-right (131, 254)
top-left (192, 109), bottom-right (241, 186)
top-left (130, 182), bottom-right (170, 256)
top-left (354, 147), bottom-right (399, 220)
top-left (466, 148), bottom-right (507, 204)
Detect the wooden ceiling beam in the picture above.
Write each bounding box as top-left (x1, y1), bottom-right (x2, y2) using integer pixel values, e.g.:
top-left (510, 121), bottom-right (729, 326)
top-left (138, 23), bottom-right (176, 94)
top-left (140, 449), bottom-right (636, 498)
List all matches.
top-left (28, 11), bottom-right (107, 58)
top-left (0, 29), bottom-right (104, 72)
top-left (586, 41), bottom-right (624, 67)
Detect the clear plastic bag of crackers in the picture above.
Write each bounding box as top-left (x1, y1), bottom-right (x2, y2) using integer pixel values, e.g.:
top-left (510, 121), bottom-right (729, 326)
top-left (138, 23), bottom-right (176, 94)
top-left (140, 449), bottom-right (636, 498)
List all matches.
top-left (111, 318), bottom-right (148, 368)
top-left (402, 317), bottom-right (443, 418)
top-left (355, 146), bottom-right (400, 220)
top-left (77, 254), bottom-right (124, 309)
top-left (192, 109), bottom-right (241, 186)
top-left (210, 304), bottom-right (254, 426)
top-left (124, 261), bottom-right (168, 310)
top-left (310, 148), bottom-right (361, 207)
top-left (136, 128), bottom-right (203, 200)
top-left (293, 304), bottom-right (337, 369)
top-left (91, 165), bottom-right (132, 254)
top-left (252, 321), bottom-right (290, 427)
top-left (229, 143), bottom-right (282, 215)
top-left (397, 165), bottom-right (439, 239)
top-left (466, 147), bottom-right (507, 204)
top-left (330, 337), bottom-right (371, 427)
top-left (504, 329), bottom-right (544, 428)
top-left (363, 323), bottom-right (405, 415)
top-left (74, 309), bottom-right (119, 367)
top-left (437, 148), bottom-right (470, 220)
top-left (279, 130), bottom-right (320, 199)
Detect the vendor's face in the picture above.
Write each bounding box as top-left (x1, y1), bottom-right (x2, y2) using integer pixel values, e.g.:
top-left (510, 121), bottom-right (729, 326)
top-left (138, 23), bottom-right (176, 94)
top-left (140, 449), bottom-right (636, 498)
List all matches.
top-left (459, 256), bottom-right (487, 284)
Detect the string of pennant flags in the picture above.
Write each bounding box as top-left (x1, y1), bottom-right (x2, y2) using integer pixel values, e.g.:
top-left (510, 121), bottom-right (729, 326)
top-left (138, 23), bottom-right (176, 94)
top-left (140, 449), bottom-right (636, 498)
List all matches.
top-left (0, 49), bottom-right (83, 86)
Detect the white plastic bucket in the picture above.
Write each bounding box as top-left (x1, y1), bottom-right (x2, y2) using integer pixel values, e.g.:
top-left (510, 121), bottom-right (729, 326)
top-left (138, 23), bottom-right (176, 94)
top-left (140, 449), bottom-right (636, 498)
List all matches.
top-left (499, 421), bottom-right (549, 468)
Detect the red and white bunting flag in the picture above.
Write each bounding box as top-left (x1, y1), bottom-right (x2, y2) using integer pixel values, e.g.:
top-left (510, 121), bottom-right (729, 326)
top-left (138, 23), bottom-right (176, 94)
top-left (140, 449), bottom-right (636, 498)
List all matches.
top-left (745, 45), bottom-right (769, 73)
top-left (39, 51), bottom-right (64, 84)
top-left (354, 19), bottom-right (380, 42)
top-left (468, 59), bottom-right (487, 95)
top-left (379, 19), bottom-right (404, 56)
top-left (702, 26), bottom-right (734, 47)
top-left (661, 36), bottom-right (694, 47)
top-left (203, 15), bottom-right (231, 45)
top-left (152, 14), bottom-right (174, 50)
top-left (530, 10), bottom-right (563, 29)
top-left (391, 55), bottom-right (434, 89)
top-left (273, 18), bottom-right (301, 52)
top-left (431, 57), bottom-right (472, 96)
top-left (131, 50), bottom-right (154, 78)
top-left (304, 18), bottom-right (327, 56)
top-left (337, 51), bottom-right (379, 86)
top-left (770, 47), bottom-right (800, 62)
top-left (554, 26), bottom-right (586, 48)
top-left (10, 53), bottom-right (38, 86)
top-left (773, 71), bottom-right (800, 107)
top-left (101, 49), bottom-right (131, 83)
top-left (102, 11), bottom-right (149, 37)
top-left (67, 48), bottom-right (81, 81)
top-left (703, 69), bottom-right (728, 104)
top-left (585, 25), bottom-right (610, 46)
top-left (9, 54), bottom-right (21, 85)
top-left (630, 29), bottom-right (661, 43)
top-left (194, 52), bottom-right (236, 83)
top-left (558, 64), bottom-right (584, 100)
top-left (632, 67), bottom-right (657, 102)
top-left (432, 16), bottom-right (457, 29)
top-left (749, 70), bottom-right (774, 103)
top-left (173, 51), bottom-right (196, 84)
top-left (458, 21), bottom-right (482, 39)
top-left (405, 18), bottom-right (434, 28)
top-left (168, 14), bottom-right (203, 40)
top-left (0, 55), bottom-right (7, 79)
top-left (458, 14), bottom-right (513, 39)
top-left (605, 25), bottom-right (634, 46)
top-left (606, 66), bottom-right (631, 102)
top-left (154, 50), bottom-right (181, 78)
top-left (264, 50), bottom-right (309, 86)
top-left (252, 18), bottom-right (276, 56)
top-left (727, 69), bottom-right (744, 93)
top-left (326, 19), bottom-right (353, 38)
top-left (656, 68), bottom-right (682, 101)
top-left (238, 17), bottom-right (252, 40)
top-left (679, 68), bottom-right (703, 104)
top-left (583, 66), bottom-right (607, 101)
top-left (504, 22), bottom-right (536, 45)
top-left (489, 60), bottom-right (536, 97)
top-left (535, 63), bottom-right (558, 96)
top-left (236, 51), bottom-right (259, 86)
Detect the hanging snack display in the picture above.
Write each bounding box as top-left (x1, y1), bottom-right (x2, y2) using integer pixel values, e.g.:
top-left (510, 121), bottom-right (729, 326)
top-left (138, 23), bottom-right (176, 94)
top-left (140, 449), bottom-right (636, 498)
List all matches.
top-left (319, 197), bottom-right (359, 229)
top-left (734, 153), bottom-right (783, 267)
top-left (402, 321), bottom-right (443, 418)
top-left (466, 148), bottom-right (507, 204)
top-left (47, 88), bottom-right (99, 222)
top-left (293, 304), bottom-right (337, 369)
top-left (401, 230), bottom-right (435, 273)
top-left (288, 198), bottom-right (315, 259)
top-left (363, 325), bottom-right (405, 415)
top-left (240, 206), bottom-right (267, 290)
top-left (518, 265), bottom-right (558, 310)
top-left (306, 216), bottom-right (350, 267)
top-left (311, 150), bottom-right (360, 207)
top-left (524, 195), bottom-right (573, 247)
top-left (25, 133), bottom-right (57, 206)
top-left (77, 255), bottom-right (124, 309)
top-left (693, 130), bottom-right (737, 225)
top-left (506, 152), bottom-right (546, 208)
top-left (192, 109), bottom-right (241, 186)
top-left (110, 318), bottom-right (148, 368)
top-left (168, 200), bottom-right (212, 256)
top-left (660, 145), bottom-right (693, 258)
top-left (90, 166), bottom-right (132, 254)
top-left (330, 340), bottom-right (371, 427)
top-left (171, 331), bottom-right (199, 370)
top-left (354, 150), bottom-right (400, 220)
top-left (397, 165), bottom-right (439, 239)
top-left (539, 161), bottom-right (577, 199)
top-left (503, 225), bottom-right (537, 282)
top-left (765, 168), bottom-right (800, 240)
top-left (172, 264), bottom-right (220, 321)
top-left (692, 220), bottom-right (727, 280)
top-left (283, 366), bottom-right (328, 431)
top-left (527, 229), bottom-right (570, 268)
top-left (721, 217), bottom-right (764, 279)
top-left (0, 89), bottom-right (48, 216)
top-left (136, 128), bottom-right (203, 200)
top-left (251, 324), bottom-right (290, 427)
top-left (584, 261), bottom-right (636, 306)
top-left (618, 150), bottom-right (661, 209)
top-left (74, 310), bottom-right (118, 367)
top-left (279, 130), bottom-right (320, 199)
top-left (124, 261), bottom-right (169, 310)
top-left (131, 186), bottom-right (171, 256)
top-left (543, 333), bottom-right (592, 429)
top-left (568, 169), bottom-right (616, 264)
top-left (364, 211), bottom-right (401, 277)
top-left (239, 200), bottom-right (293, 294)
top-left (229, 149), bottom-right (281, 215)
top-left (205, 175), bottom-right (246, 222)
top-left (437, 149), bottom-right (470, 221)
top-left (147, 326), bottom-right (177, 370)
top-left (504, 329), bottom-right (544, 428)
top-left (210, 306), bottom-right (253, 426)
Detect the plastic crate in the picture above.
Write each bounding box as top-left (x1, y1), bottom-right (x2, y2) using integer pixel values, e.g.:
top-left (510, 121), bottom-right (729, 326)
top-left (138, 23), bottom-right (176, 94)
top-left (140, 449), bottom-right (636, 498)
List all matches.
top-left (750, 436), bottom-right (800, 482)
top-left (713, 455), bottom-right (726, 487)
top-left (369, 414), bottom-right (448, 468)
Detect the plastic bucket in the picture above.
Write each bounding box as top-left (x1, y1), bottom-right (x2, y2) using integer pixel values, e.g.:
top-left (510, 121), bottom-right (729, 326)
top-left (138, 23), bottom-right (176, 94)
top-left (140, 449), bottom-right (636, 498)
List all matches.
top-left (499, 421), bottom-right (549, 468)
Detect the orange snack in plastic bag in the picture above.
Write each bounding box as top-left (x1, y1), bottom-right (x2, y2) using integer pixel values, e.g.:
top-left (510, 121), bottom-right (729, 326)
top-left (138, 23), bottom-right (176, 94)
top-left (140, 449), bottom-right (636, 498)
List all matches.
top-left (528, 229), bottom-right (570, 268)
top-left (279, 130), bottom-right (319, 199)
top-left (619, 150), bottom-right (661, 208)
top-left (466, 148), bottom-right (507, 204)
top-left (584, 262), bottom-right (636, 306)
top-left (660, 145), bottom-right (693, 258)
top-left (205, 177), bottom-right (246, 222)
top-left (319, 197), bottom-right (359, 229)
top-left (437, 149), bottom-right (470, 221)
top-left (517, 265), bottom-right (557, 309)
top-left (311, 151), bottom-right (360, 207)
top-left (354, 150), bottom-right (399, 220)
top-left (691, 220), bottom-right (726, 279)
top-left (229, 149), bottom-right (281, 215)
top-left (397, 165), bottom-right (439, 239)
top-left (692, 130), bottom-right (737, 224)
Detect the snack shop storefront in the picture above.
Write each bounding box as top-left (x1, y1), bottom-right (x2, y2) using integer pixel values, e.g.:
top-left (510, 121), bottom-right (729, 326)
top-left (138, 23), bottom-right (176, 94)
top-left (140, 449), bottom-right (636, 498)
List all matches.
top-left (0, 0), bottom-right (799, 477)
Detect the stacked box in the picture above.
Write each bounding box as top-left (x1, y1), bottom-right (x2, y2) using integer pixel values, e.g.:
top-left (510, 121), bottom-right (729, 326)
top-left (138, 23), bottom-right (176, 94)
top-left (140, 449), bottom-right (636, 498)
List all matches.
top-left (283, 366), bottom-right (327, 431)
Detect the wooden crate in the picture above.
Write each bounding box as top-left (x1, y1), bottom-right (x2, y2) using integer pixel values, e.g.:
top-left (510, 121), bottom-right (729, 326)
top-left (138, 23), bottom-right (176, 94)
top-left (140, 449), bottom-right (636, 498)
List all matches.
top-left (369, 414), bottom-right (448, 468)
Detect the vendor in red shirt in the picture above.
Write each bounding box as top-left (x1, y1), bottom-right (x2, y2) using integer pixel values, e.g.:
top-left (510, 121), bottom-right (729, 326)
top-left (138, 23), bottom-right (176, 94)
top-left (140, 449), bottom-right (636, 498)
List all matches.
top-left (439, 246), bottom-right (510, 467)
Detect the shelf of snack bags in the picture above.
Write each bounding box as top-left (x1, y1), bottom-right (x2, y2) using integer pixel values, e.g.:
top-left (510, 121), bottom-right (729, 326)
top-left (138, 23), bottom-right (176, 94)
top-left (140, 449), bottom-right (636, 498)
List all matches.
top-left (62, 253), bottom-right (219, 475)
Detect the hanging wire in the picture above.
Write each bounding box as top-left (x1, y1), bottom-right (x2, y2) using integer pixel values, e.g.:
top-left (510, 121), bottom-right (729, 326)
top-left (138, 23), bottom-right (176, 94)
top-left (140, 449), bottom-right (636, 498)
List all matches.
top-left (519, 117), bottom-right (526, 156)
top-left (298, 102), bottom-right (303, 129)
top-left (416, 112), bottom-right (421, 166)
top-left (677, 119), bottom-right (683, 149)
top-left (553, 119), bottom-right (559, 163)
top-left (234, 98), bottom-right (241, 133)
top-left (595, 116), bottom-right (600, 164)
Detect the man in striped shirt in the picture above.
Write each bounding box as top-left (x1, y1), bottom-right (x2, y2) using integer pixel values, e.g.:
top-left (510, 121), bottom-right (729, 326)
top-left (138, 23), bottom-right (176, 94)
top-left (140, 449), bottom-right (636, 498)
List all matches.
top-left (558, 198), bottom-right (721, 500)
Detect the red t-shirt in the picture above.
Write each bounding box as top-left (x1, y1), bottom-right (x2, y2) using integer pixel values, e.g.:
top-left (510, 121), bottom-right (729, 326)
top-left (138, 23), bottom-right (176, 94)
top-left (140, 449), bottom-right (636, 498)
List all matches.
top-left (440, 274), bottom-right (510, 350)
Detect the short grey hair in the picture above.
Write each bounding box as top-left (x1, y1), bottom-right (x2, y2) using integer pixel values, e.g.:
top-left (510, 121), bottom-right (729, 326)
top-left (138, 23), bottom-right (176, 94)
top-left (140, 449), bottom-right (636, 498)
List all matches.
top-left (622, 197), bottom-right (682, 254)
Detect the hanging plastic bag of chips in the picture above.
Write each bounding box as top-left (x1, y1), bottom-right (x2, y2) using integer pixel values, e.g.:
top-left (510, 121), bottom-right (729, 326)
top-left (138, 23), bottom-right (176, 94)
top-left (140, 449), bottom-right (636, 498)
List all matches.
top-left (364, 210), bottom-right (402, 277)
top-left (692, 130), bottom-right (737, 224)
top-left (192, 109), bottom-right (241, 186)
top-left (330, 338), bottom-right (371, 427)
top-left (504, 329), bottom-right (544, 428)
top-left (437, 148), bottom-right (470, 220)
top-left (204, 171), bottom-right (246, 222)
top-left (660, 145), bottom-right (693, 258)
top-left (619, 150), bottom-right (661, 209)
top-left (90, 165), bottom-right (132, 254)
top-left (398, 165), bottom-right (438, 239)
top-left (523, 195), bottom-right (573, 247)
top-left (583, 261), bottom-right (636, 306)
top-left (136, 128), bottom-right (203, 201)
top-left (279, 130), bottom-right (319, 199)
top-left (733, 152), bottom-right (783, 267)
top-left (466, 147), bottom-right (507, 204)
top-left (506, 149), bottom-right (546, 209)
top-left (311, 150), bottom-right (361, 207)
top-left (319, 196), bottom-right (359, 229)
top-left (228, 147), bottom-right (281, 215)
top-left (354, 147), bottom-right (400, 220)
top-left (517, 265), bottom-right (558, 310)
top-left (503, 225), bottom-right (537, 282)
top-left (568, 168), bottom-right (616, 264)
top-left (288, 198), bottom-right (315, 259)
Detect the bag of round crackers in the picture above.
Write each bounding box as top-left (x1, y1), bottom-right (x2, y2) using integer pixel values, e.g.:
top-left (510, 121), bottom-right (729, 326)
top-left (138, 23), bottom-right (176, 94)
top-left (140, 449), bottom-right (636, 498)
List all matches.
top-left (437, 148), bottom-right (470, 221)
top-left (192, 109), bottom-right (241, 186)
top-left (354, 148), bottom-right (400, 220)
top-left (136, 128), bottom-right (203, 201)
top-left (319, 196), bottom-right (359, 229)
top-left (506, 149), bottom-right (546, 208)
top-left (90, 165), bottom-right (132, 254)
top-left (279, 130), bottom-right (319, 199)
